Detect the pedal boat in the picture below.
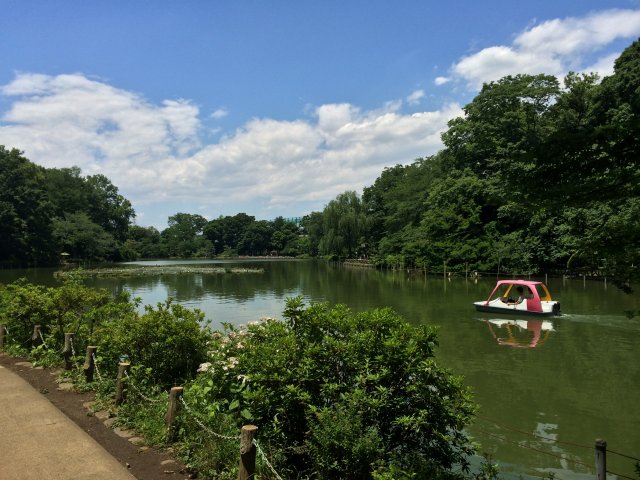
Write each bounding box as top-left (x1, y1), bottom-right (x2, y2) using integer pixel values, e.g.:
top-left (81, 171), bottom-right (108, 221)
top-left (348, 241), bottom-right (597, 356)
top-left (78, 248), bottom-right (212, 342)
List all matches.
top-left (473, 279), bottom-right (560, 317)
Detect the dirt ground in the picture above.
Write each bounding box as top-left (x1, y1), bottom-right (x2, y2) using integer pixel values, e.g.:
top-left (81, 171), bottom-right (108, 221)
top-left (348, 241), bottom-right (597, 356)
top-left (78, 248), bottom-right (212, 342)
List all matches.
top-left (0, 353), bottom-right (193, 480)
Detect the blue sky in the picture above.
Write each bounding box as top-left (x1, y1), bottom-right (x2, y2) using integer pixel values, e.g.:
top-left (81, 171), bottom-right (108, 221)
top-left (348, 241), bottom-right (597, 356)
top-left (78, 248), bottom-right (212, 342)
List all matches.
top-left (2, 1), bottom-right (640, 229)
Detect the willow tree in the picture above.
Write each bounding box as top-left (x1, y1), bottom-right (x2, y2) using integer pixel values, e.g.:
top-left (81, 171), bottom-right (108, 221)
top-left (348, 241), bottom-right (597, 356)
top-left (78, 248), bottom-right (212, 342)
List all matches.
top-left (319, 191), bottom-right (369, 258)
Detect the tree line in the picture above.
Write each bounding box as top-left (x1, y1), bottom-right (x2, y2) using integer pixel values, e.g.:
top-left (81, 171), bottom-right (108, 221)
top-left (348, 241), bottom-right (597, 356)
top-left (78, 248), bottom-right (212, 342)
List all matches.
top-left (307, 39), bottom-right (640, 288)
top-left (0, 147), bottom-right (306, 265)
top-left (2, 39), bottom-right (639, 286)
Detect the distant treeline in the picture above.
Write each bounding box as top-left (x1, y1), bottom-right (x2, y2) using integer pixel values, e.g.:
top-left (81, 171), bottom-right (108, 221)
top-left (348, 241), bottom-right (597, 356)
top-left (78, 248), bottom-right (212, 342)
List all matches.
top-left (0, 150), bottom-right (307, 264)
top-left (2, 40), bottom-right (639, 286)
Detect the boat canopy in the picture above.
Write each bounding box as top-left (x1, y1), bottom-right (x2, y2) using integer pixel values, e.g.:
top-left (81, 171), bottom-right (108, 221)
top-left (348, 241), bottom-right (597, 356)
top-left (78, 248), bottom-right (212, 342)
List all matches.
top-left (487, 280), bottom-right (553, 302)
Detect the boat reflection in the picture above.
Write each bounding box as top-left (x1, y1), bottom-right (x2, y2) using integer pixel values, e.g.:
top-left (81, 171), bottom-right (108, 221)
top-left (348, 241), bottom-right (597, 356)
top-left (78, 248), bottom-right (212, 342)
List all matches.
top-left (482, 318), bottom-right (555, 348)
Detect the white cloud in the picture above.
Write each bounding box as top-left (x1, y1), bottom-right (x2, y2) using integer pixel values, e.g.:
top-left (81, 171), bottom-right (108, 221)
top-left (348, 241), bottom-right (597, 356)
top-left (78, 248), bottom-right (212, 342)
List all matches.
top-left (0, 73), bottom-right (461, 226)
top-left (434, 76), bottom-right (450, 86)
top-left (450, 9), bottom-right (640, 88)
top-left (581, 52), bottom-right (619, 79)
top-left (211, 107), bottom-right (228, 119)
top-left (406, 89), bottom-right (425, 105)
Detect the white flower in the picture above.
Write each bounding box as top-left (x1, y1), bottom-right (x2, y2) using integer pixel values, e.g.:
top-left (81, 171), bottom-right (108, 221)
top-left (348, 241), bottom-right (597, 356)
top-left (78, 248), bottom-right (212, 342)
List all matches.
top-left (197, 362), bottom-right (212, 373)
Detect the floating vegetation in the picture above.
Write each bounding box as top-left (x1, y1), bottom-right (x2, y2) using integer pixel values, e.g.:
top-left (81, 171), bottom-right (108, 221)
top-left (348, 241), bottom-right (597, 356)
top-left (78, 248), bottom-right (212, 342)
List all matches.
top-left (54, 266), bottom-right (264, 278)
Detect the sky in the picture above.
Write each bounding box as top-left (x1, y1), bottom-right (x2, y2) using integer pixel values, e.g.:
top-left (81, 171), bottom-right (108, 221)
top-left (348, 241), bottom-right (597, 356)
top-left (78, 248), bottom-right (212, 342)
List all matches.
top-left (2, 1), bottom-right (640, 230)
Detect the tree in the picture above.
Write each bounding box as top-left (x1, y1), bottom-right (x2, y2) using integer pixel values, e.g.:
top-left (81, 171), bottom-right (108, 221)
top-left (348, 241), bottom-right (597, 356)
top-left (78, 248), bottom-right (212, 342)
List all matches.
top-left (123, 225), bottom-right (165, 259)
top-left (442, 73), bottom-right (560, 184)
top-left (319, 191), bottom-right (369, 258)
top-left (161, 213), bottom-right (210, 257)
top-left (363, 156), bottom-right (445, 259)
top-left (203, 213), bottom-right (255, 254)
top-left (0, 146), bottom-right (55, 265)
top-left (412, 170), bottom-right (493, 271)
top-left (271, 217), bottom-right (301, 256)
top-left (44, 167), bottom-right (90, 217)
top-left (85, 174), bottom-right (135, 242)
top-left (238, 221), bottom-right (273, 255)
top-left (52, 212), bottom-right (116, 260)
top-left (301, 212), bottom-right (324, 256)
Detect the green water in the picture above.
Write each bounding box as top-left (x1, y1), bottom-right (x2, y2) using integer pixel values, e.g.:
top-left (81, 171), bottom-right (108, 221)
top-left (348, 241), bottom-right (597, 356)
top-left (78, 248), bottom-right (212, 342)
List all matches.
top-left (2, 259), bottom-right (639, 479)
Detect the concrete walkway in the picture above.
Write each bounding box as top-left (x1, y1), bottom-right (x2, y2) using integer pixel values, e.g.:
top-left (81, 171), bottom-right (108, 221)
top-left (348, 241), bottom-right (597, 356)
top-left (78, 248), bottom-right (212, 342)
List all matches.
top-left (0, 364), bottom-right (135, 480)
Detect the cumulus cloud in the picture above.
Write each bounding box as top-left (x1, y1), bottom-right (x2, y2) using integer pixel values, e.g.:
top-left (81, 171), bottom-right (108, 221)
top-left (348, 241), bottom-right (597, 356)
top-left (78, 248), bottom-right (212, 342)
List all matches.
top-left (434, 76), bottom-right (450, 86)
top-left (450, 9), bottom-right (640, 88)
top-left (406, 89), bottom-right (425, 105)
top-left (0, 73), bottom-right (460, 226)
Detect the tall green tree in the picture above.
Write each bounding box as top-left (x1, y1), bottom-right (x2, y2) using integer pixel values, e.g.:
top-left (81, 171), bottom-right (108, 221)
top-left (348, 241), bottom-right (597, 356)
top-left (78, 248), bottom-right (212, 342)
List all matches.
top-left (238, 220), bottom-right (273, 255)
top-left (0, 147), bottom-right (55, 265)
top-left (52, 212), bottom-right (116, 260)
top-left (319, 191), bottom-right (369, 258)
top-left (203, 213), bottom-right (255, 254)
top-left (85, 174), bottom-right (135, 242)
top-left (161, 213), bottom-right (210, 257)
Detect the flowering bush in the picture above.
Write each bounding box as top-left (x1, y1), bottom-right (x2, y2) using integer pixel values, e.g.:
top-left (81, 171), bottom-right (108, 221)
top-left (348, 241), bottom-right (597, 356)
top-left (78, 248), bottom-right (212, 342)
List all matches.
top-left (187, 297), bottom-right (475, 479)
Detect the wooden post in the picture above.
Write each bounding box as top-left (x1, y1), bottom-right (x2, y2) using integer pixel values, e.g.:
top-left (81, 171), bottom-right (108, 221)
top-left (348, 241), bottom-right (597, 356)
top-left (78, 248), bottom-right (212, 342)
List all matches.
top-left (62, 333), bottom-right (75, 370)
top-left (164, 386), bottom-right (184, 441)
top-left (115, 362), bottom-right (130, 406)
top-left (0, 324), bottom-right (5, 351)
top-left (595, 439), bottom-right (606, 480)
top-left (83, 346), bottom-right (97, 383)
top-left (238, 425), bottom-right (258, 480)
top-left (31, 325), bottom-right (43, 348)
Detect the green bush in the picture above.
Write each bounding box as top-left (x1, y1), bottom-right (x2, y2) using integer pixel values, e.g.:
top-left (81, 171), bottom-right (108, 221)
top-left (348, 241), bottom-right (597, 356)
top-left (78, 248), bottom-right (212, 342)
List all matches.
top-left (0, 279), bottom-right (53, 347)
top-left (188, 297), bottom-right (476, 479)
top-left (0, 275), bottom-right (118, 351)
top-left (94, 299), bottom-right (211, 387)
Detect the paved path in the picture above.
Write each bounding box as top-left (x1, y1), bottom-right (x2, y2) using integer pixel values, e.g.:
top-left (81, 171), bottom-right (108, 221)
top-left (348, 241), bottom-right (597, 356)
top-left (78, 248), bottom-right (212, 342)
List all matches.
top-left (0, 364), bottom-right (135, 480)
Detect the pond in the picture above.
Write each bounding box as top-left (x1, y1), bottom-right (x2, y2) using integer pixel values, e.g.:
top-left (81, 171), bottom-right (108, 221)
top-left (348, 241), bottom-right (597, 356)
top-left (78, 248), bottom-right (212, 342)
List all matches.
top-left (2, 259), bottom-right (639, 479)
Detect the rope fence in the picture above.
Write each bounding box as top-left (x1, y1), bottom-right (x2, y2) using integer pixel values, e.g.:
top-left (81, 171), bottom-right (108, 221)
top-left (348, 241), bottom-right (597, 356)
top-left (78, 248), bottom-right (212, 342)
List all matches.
top-left (477, 415), bottom-right (593, 450)
top-left (123, 370), bottom-right (164, 404)
top-left (66, 344), bottom-right (286, 479)
top-left (476, 427), bottom-right (593, 470)
top-left (477, 416), bottom-right (640, 480)
top-left (2, 326), bottom-right (638, 480)
top-left (179, 396), bottom-right (240, 441)
top-left (254, 439), bottom-right (285, 480)
top-left (91, 352), bottom-right (103, 383)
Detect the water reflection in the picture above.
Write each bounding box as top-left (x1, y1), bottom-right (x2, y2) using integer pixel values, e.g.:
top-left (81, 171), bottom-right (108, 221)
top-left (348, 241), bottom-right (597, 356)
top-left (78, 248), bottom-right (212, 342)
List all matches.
top-left (482, 318), bottom-right (555, 348)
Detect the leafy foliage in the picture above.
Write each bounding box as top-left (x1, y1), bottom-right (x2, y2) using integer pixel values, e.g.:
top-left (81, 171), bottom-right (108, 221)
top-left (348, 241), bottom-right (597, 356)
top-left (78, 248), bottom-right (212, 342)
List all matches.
top-left (94, 300), bottom-right (211, 387)
top-left (314, 41), bottom-right (640, 287)
top-left (0, 275), bottom-right (114, 350)
top-left (0, 148), bottom-right (135, 266)
top-left (188, 297), bottom-right (475, 478)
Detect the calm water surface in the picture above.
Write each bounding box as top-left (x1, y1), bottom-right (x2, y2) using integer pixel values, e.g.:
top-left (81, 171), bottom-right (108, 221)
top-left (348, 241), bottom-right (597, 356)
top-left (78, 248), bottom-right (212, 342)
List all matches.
top-left (2, 259), bottom-right (639, 479)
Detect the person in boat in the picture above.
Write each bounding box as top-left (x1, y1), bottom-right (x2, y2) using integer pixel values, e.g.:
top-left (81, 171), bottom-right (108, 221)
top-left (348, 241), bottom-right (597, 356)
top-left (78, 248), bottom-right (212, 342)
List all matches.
top-left (506, 286), bottom-right (526, 305)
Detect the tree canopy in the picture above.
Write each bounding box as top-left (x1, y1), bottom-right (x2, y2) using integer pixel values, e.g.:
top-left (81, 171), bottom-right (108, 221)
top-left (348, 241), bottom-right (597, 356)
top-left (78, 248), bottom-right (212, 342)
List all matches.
top-left (313, 40), bottom-right (640, 287)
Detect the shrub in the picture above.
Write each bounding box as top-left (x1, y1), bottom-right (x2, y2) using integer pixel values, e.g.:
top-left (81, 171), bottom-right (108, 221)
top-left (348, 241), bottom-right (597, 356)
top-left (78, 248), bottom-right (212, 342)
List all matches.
top-left (94, 299), bottom-right (211, 387)
top-left (0, 275), bottom-right (118, 352)
top-left (0, 279), bottom-right (53, 347)
top-left (188, 297), bottom-right (476, 478)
